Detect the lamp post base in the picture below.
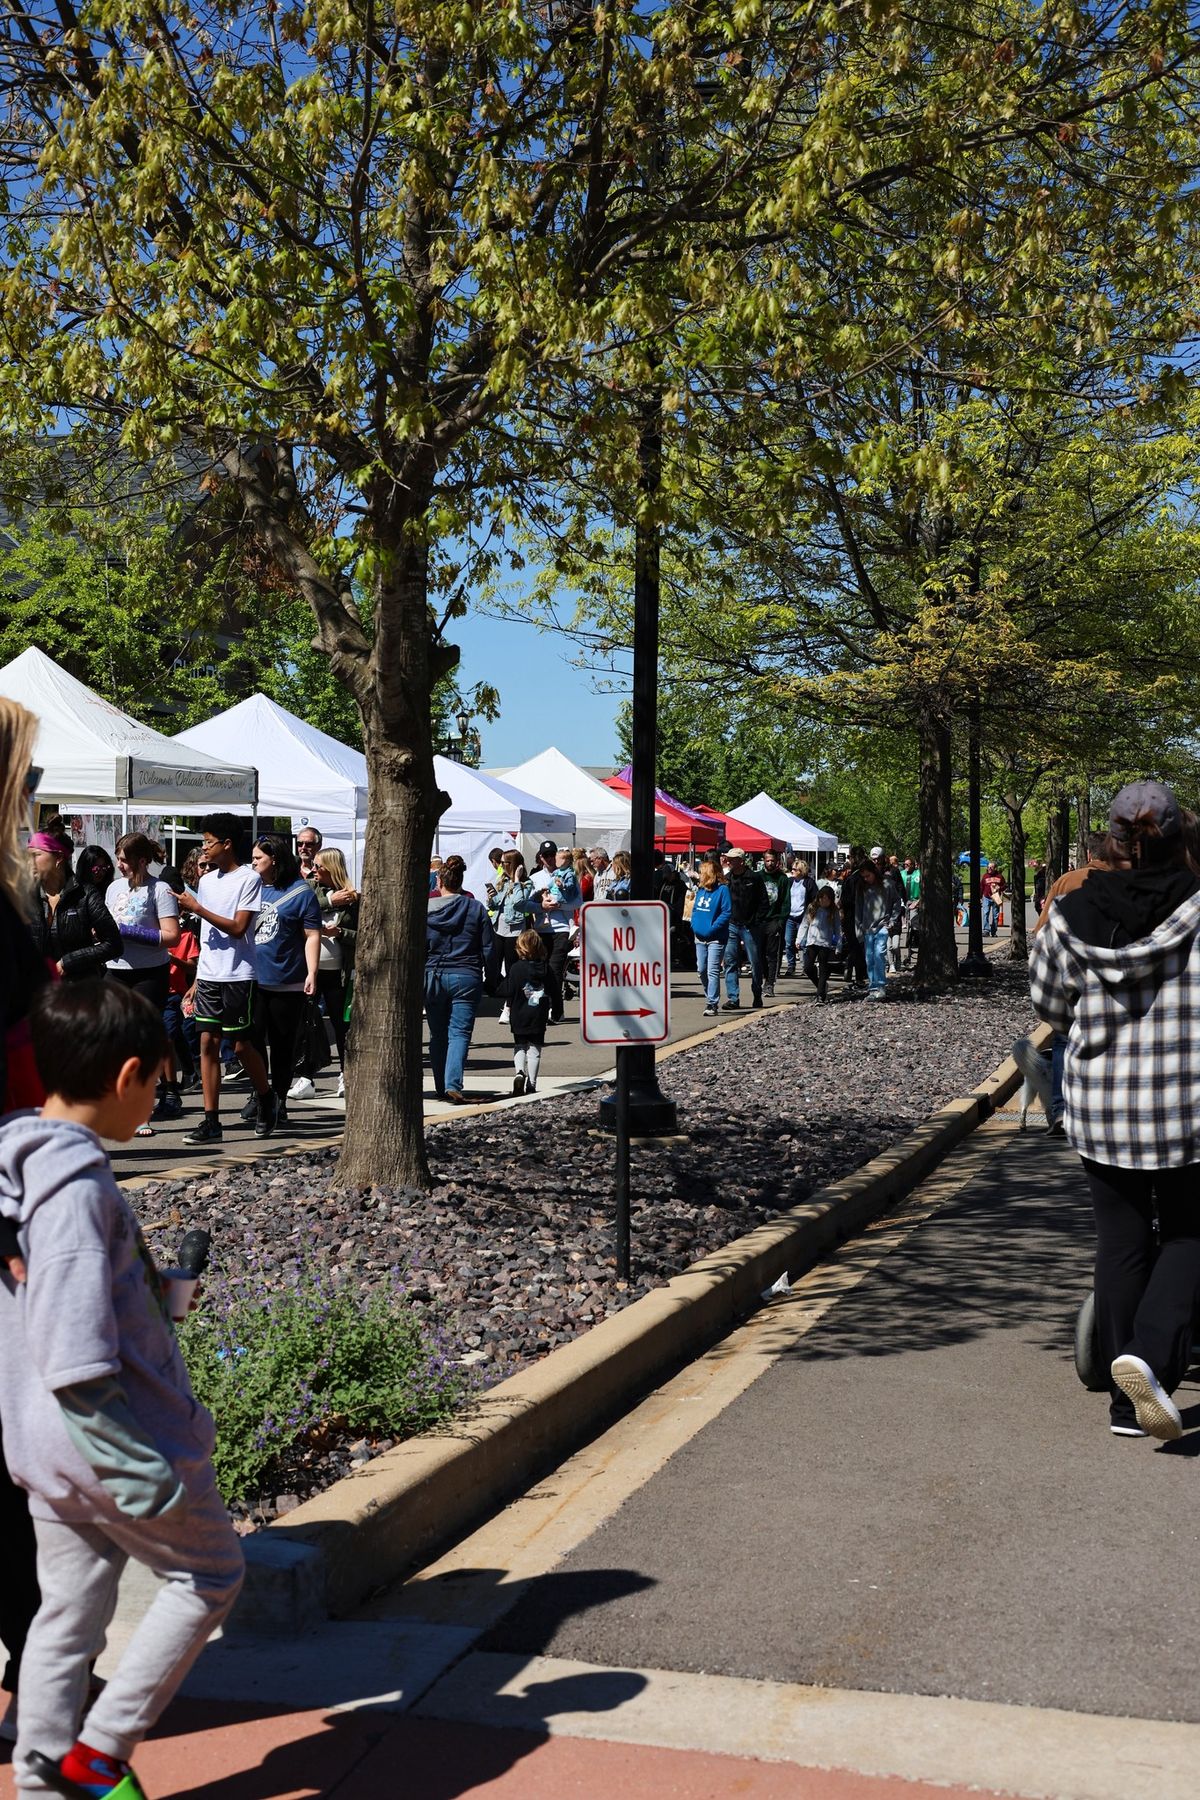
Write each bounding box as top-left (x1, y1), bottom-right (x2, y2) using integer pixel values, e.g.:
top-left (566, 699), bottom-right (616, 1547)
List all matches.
top-left (598, 1045), bottom-right (678, 1137)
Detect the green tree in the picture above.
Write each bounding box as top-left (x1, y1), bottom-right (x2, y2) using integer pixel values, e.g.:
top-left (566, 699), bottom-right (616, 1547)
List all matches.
top-left (1, 0), bottom-right (1195, 1177)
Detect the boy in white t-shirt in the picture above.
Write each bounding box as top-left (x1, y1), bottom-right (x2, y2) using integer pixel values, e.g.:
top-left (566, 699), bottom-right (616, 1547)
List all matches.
top-left (178, 814), bottom-right (276, 1145)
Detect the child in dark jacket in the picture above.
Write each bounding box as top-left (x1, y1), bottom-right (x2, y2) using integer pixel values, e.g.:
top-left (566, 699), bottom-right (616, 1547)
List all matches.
top-left (505, 929), bottom-right (561, 1095)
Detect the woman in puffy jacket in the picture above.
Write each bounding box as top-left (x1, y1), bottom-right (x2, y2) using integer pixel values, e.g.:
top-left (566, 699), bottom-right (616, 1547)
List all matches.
top-left (28, 816), bottom-right (120, 980)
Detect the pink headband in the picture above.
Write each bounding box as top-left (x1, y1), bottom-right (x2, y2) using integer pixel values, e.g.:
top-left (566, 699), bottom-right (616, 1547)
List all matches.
top-left (28, 831), bottom-right (68, 854)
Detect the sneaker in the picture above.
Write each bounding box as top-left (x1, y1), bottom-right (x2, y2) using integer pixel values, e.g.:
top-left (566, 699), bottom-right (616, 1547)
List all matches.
top-left (751, 995), bottom-right (764, 1009)
top-left (444, 1089), bottom-right (468, 1105)
top-left (702, 1004), bottom-right (718, 1017)
top-left (1046, 1116), bottom-right (1066, 1138)
top-left (721, 1000), bottom-right (740, 1011)
top-left (524, 1076), bottom-right (536, 1095)
top-left (1110, 1420), bottom-right (1148, 1438)
top-left (1111, 1354), bottom-right (1183, 1441)
top-left (239, 1095), bottom-right (257, 1123)
top-left (150, 1090), bottom-right (183, 1121)
top-left (513, 1074), bottom-right (526, 1095)
top-left (1011, 1035), bottom-right (1052, 1113)
top-left (28, 1747), bottom-right (149, 1800)
top-left (254, 1092), bottom-right (279, 1139)
top-left (764, 985), bottom-right (775, 999)
top-left (499, 1005), bottom-right (510, 1024)
top-left (288, 1075), bottom-right (317, 1101)
top-left (182, 1117), bottom-right (223, 1146)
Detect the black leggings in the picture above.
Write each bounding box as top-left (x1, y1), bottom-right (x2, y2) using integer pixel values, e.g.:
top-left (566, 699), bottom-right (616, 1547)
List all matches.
top-left (252, 988), bottom-right (306, 1102)
top-left (108, 964), bottom-right (170, 1010)
top-left (1082, 1158), bottom-right (1200, 1396)
top-left (316, 971), bottom-right (347, 1064)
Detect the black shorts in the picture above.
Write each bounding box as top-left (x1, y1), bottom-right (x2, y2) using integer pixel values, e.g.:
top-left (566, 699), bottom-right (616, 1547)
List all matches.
top-left (193, 979), bottom-right (256, 1037)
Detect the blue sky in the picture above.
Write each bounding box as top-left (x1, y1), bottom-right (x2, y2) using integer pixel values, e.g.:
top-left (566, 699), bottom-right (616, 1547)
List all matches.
top-left (456, 607), bottom-right (625, 770)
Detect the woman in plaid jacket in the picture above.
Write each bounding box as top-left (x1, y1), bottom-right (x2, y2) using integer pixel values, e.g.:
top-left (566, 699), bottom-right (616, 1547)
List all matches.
top-left (1030, 780), bottom-right (1200, 1443)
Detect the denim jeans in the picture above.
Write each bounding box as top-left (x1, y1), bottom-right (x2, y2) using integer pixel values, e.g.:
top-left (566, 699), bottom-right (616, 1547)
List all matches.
top-left (424, 967), bottom-right (483, 1095)
top-left (864, 926), bottom-right (889, 991)
top-left (783, 914), bottom-right (804, 973)
top-left (163, 991), bottom-right (199, 1079)
top-left (982, 894), bottom-right (999, 936)
top-left (723, 921), bottom-right (762, 1002)
top-left (695, 936), bottom-right (725, 1006)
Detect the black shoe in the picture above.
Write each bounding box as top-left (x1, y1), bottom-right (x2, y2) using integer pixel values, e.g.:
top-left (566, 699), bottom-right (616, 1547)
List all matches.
top-left (182, 1117), bottom-right (223, 1146)
top-left (150, 1091), bottom-right (184, 1121)
top-left (239, 1095), bottom-right (257, 1123)
top-left (702, 1004), bottom-right (718, 1017)
top-left (751, 995), bottom-right (764, 1009)
top-left (524, 1076), bottom-right (536, 1095)
top-left (254, 1092), bottom-right (279, 1138)
top-left (720, 1000), bottom-right (740, 1011)
top-left (513, 1074), bottom-right (525, 1095)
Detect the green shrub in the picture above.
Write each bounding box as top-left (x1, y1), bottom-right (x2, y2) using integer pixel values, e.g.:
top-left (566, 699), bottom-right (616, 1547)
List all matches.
top-left (179, 1252), bottom-right (475, 1504)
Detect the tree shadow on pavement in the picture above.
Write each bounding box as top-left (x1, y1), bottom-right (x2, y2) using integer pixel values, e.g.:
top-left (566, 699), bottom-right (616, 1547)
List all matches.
top-left (774, 1131), bottom-right (1099, 1370)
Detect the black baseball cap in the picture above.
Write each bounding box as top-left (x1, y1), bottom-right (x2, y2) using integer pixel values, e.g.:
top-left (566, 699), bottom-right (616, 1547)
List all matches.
top-left (1109, 780), bottom-right (1182, 840)
top-left (536, 840), bottom-right (557, 859)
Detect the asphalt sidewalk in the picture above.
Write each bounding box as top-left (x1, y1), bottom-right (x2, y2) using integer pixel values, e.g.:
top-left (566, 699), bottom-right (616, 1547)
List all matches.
top-left (9, 1106), bottom-right (1196, 1799)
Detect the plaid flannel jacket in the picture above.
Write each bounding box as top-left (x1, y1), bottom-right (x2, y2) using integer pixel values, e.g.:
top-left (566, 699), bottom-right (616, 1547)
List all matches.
top-left (1029, 888), bottom-right (1200, 1170)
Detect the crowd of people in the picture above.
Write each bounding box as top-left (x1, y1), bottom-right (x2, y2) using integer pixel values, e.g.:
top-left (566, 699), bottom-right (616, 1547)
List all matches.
top-left (17, 807), bottom-right (359, 1148)
top-left (422, 839), bottom-right (943, 1103)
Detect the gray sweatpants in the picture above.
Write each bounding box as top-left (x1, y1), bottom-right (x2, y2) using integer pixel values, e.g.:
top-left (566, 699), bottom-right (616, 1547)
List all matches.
top-left (14, 1482), bottom-right (243, 1790)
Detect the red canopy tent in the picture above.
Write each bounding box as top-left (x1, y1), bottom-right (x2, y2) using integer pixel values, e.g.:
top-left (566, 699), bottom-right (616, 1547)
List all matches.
top-left (603, 777), bottom-right (720, 853)
top-left (691, 804), bottom-right (785, 854)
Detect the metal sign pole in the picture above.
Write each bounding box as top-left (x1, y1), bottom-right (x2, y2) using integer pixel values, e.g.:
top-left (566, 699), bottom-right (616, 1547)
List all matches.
top-left (615, 1045), bottom-right (631, 1280)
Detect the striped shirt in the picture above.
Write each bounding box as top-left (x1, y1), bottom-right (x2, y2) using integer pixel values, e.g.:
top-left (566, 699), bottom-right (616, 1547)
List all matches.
top-left (1029, 888), bottom-right (1200, 1170)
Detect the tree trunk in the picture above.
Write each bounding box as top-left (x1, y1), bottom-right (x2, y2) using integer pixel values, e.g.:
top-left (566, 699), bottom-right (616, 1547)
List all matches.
top-left (1004, 793), bottom-right (1028, 962)
top-left (337, 520), bottom-right (446, 1190)
top-left (1076, 783), bottom-right (1090, 867)
top-left (916, 710), bottom-right (957, 985)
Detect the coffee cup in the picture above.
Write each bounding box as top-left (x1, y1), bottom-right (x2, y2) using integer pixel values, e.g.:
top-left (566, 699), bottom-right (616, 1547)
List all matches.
top-left (161, 1268), bottom-right (199, 1324)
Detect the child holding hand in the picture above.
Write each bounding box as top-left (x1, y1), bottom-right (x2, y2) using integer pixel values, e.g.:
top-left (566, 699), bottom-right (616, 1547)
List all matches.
top-left (0, 980), bottom-right (243, 1800)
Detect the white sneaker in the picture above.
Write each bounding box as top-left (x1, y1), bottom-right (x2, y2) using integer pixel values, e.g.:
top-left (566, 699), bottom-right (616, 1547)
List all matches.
top-left (287, 1076), bottom-right (317, 1101)
top-left (336, 1074), bottom-right (345, 1100)
top-left (1111, 1354), bottom-right (1183, 1441)
top-left (499, 1005), bottom-right (510, 1024)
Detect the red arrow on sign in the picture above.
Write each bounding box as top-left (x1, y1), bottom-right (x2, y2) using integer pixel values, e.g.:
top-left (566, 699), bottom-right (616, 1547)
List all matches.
top-left (594, 1007), bottom-right (655, 1018)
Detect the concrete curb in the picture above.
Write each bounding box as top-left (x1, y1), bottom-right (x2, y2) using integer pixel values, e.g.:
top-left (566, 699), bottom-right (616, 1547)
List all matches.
top-left (241, 1030), bottom-right (1044, 1626)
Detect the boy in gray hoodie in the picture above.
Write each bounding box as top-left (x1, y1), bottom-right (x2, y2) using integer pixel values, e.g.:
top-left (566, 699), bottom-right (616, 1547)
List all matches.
top-left (0, 981), bottom-right (243, 1799)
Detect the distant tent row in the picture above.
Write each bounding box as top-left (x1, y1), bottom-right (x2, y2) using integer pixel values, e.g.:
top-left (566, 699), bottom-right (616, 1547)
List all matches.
top-left (0, 651), bottom-right (838, 885)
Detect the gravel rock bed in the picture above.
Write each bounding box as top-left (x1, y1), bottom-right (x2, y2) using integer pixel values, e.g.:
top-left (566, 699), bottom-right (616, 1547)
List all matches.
top-left (136, 966), bottom-right (1034, 1519)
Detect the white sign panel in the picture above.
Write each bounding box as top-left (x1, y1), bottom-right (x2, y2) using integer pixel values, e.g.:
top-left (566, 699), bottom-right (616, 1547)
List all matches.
top-left (580, 900), bottom-right (670, 1045)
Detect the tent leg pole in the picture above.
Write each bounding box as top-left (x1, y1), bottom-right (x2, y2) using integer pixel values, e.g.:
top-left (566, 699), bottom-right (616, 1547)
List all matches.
top-left (170, 819), bottom-right (177, 864)
top-left (121, 801), bottom-right (129, 835)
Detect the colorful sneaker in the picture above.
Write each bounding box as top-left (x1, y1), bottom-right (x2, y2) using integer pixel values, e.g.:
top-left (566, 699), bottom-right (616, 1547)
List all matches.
top-left (28, 1746), bottom-right (150, 1798)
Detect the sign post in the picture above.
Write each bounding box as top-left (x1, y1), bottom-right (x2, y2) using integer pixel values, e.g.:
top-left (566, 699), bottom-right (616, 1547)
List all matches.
top-left (581, 900), bottom-right (670, 1277)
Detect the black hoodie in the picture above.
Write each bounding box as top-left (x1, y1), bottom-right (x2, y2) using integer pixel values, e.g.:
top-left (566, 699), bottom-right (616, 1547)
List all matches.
top-left (1058, 866), bottom-right (1200, 949)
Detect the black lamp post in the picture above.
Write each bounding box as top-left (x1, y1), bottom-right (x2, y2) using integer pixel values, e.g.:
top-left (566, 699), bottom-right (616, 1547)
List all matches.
top-left (959, 690), bottom-right (991, 978)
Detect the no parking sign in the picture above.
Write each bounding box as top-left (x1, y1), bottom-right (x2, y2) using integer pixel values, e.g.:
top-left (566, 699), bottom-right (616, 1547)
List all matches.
top-left (579, 901), bottom-right (670, 1044)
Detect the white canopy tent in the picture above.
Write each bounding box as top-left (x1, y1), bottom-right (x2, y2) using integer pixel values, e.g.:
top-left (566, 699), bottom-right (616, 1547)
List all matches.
top-left (434, 757), bottom-right (575, 898)
top-left (728, 792), bottom-right (838, 854)
top-left (493, 745), bottom-right (664, 854)
top-left (175, 692), bottom-right (368, 877)
top-left (0, 647), bottom-right (257, 821)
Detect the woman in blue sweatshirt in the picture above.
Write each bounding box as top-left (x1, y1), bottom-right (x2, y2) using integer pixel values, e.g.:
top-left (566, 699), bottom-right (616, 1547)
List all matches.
top-left (689, 859), bottom-right (731, 1016)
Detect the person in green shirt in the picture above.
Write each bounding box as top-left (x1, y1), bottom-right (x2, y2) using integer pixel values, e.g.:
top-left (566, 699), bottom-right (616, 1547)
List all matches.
top-left (900, 857), bottom-right (921, 902)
